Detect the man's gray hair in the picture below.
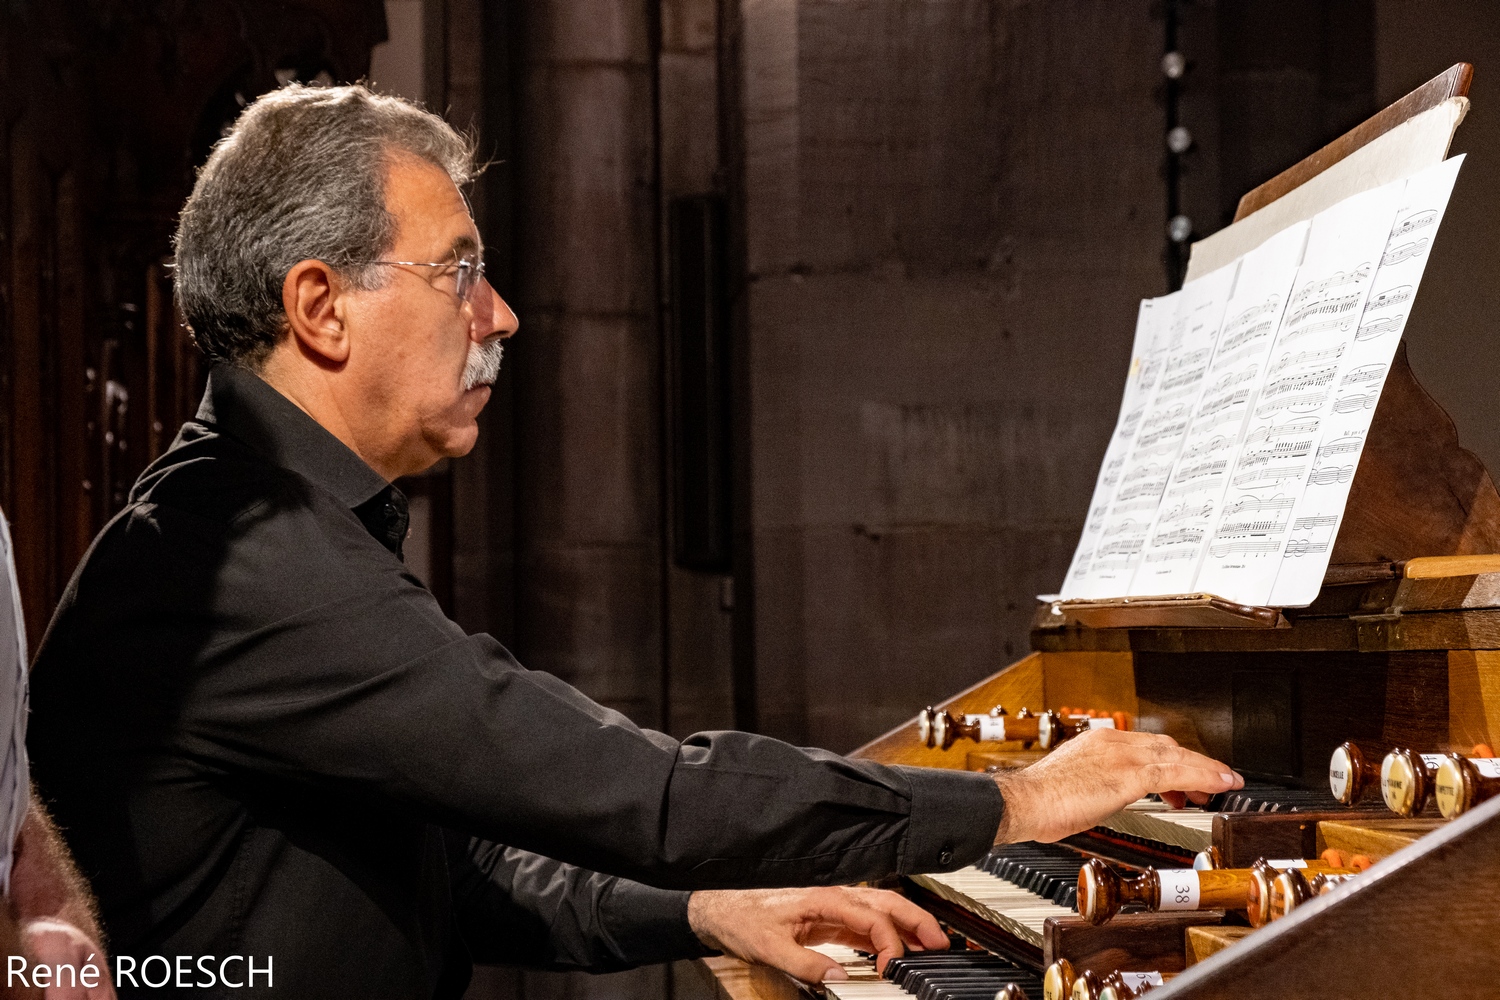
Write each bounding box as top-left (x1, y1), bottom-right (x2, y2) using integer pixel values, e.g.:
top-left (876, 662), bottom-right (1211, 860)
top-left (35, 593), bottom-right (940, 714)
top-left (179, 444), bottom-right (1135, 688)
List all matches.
top-left (173, 83), bottom-right (475, 368)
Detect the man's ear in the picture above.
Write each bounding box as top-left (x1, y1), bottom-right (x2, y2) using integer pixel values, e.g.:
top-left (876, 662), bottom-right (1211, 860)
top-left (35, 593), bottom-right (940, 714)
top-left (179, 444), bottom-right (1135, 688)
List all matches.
top-left (282, 259), bottom-right (349, 365)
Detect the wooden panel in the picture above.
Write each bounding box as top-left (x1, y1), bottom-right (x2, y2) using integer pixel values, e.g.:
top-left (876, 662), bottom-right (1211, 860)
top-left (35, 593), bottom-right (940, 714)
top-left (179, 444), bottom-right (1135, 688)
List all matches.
top-left (1329, 343), bottom-right (1500, 566)
top-left (1315, 818), bottom-right (1445, 862)
top-left (1040, 652), bottom-right (1139, 718)
top-left (1034, 604), bottom-right (1500, 654)
top-left (1233, 63), bottom-right (1471, 220)
top-left (1156, 795), bottom-right (1500, 998)
top-left (1405, 554), bottom-right (1500, 579)
top-left (848, 651), bottom-right (1137, 769)
top-left (1043, 913), bottom-right (1219, 975)
top-left (849, 652), bottom-right (1046, 768)
top-left (1183, 926), bottom-right (1250, 967)
top-left (1447, 649), bottom-right (1500, 750)
top-left (1131, 651), bottom-right (1447, 788)
top-left (707, 957), bottom-right (787, 1000)
top-left (1212, 811), bottom-right (1386, 869)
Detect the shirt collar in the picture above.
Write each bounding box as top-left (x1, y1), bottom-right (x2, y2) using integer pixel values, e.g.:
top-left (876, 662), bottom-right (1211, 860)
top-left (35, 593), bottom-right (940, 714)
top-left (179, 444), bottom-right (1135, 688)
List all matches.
top-left (195, 363), bottom-right (392, 511)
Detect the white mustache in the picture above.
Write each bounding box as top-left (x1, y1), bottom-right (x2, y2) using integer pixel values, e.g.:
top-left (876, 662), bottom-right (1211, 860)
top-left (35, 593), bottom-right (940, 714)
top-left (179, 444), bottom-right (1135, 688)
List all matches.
top-left (462, 338), bottom-right (505, 390)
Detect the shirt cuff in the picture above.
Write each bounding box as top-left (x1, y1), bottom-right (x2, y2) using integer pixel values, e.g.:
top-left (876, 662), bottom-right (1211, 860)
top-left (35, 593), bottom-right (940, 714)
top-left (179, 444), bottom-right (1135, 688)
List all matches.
top-left (600, 881), bottom-right (717, 964)
top-left (894, 765), bottom-right (1003, 873)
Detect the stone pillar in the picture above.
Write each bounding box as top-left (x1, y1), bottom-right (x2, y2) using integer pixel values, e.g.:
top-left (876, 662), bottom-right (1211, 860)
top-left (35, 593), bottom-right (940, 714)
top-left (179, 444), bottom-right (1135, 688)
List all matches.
top-left (513, 0), bottom-right (663, 724)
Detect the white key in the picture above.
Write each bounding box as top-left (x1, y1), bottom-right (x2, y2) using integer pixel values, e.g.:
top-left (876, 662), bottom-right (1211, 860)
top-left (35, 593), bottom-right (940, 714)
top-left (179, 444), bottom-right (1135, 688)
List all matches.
top-left (912, 866), bottom-right (1075, 947)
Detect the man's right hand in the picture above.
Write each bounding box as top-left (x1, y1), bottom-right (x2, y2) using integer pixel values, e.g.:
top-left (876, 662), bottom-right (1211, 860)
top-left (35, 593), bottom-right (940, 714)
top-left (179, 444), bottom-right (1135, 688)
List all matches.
top-left (991, 728), bottom-right (1242, 844)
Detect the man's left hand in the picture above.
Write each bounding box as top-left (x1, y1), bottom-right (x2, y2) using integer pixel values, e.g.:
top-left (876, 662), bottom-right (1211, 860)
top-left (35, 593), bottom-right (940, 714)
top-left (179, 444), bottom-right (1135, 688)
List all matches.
top-left (687, 885), bottom-right (948, 982)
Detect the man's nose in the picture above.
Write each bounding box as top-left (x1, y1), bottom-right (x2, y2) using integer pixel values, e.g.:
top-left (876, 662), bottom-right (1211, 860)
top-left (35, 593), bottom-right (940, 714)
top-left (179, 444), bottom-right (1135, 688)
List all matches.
top-left (470, 280), bottom-right (519, 341)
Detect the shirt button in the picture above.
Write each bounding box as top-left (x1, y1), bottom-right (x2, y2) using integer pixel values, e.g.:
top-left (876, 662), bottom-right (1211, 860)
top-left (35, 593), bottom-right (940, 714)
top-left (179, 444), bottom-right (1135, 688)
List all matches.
top-left (938, 846), bottom-right (954, 866)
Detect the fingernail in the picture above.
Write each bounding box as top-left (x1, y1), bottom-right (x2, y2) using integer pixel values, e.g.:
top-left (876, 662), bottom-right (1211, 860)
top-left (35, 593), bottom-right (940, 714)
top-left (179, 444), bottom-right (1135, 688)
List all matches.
top-left (822, 968), bottom-right (850, 982)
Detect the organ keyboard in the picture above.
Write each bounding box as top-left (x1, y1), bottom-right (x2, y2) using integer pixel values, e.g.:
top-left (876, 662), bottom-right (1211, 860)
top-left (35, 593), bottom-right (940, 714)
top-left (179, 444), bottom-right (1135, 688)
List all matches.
top-left (702, 63), bottom-right (1500, 1000)
top-left (804, 945), bottom-right (1043, 1000)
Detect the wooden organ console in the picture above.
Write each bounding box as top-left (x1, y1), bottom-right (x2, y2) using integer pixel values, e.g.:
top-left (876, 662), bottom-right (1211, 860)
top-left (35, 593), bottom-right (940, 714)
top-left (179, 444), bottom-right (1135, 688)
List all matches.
top-left (694, 64), bottom-right (1500, 1000)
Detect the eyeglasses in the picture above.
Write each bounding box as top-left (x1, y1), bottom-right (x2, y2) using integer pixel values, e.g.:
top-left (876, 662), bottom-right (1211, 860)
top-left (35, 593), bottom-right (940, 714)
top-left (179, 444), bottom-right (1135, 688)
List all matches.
top-left (362, 255), bottom-right (487, 305)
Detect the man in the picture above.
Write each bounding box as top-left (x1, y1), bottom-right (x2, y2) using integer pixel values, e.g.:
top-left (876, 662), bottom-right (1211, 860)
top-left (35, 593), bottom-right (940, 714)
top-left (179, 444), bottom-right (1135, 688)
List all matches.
top-left (2, 510), bottom-right (116, 999)
top-left (27, 85), bottom-right (1240, 997)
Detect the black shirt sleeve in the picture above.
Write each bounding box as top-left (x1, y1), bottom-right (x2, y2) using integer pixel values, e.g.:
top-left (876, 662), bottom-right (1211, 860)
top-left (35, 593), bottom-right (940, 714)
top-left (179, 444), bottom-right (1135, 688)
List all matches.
top-left (51, 486), bottom-right (1004, 891)
top-left (448, 833), bottom-right (712, 971)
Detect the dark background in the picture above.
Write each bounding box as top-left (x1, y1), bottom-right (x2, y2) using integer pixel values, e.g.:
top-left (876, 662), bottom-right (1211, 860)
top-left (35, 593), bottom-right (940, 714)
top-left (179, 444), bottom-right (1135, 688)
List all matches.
top-left (2, 1), bottom-right (1499, 997)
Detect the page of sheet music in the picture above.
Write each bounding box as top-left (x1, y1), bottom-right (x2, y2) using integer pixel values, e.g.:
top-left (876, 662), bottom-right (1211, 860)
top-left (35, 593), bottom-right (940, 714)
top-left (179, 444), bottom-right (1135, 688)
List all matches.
top-left (1194, 179), bottom-right (1408, 605)
top-left (1069, 265), bottom-right (1237, 598)
top-left (1129, 221), bottom-right (1310, 598)
top-left (1265, 155), bottom-right (1466, 605)
top-left (1059, 299), bottom-right (1174, 598)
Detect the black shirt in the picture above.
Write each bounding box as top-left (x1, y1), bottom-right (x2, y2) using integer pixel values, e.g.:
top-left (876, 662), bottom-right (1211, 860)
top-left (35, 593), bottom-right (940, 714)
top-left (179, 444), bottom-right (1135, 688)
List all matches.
top-left (28, 365), bottom-right (1004, 998)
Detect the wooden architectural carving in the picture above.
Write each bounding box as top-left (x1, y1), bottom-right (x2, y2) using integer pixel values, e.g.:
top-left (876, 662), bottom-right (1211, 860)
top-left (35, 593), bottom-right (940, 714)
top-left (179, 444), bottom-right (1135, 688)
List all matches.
top-left (1332, 341), bottom-right (1500, 565)
top-left (0, 1), bottom-right (387, 639)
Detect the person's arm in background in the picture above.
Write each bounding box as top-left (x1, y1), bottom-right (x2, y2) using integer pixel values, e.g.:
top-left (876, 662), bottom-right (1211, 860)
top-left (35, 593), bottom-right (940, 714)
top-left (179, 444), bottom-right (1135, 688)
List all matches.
top-left (9, 787), bottom-right (115, 1000)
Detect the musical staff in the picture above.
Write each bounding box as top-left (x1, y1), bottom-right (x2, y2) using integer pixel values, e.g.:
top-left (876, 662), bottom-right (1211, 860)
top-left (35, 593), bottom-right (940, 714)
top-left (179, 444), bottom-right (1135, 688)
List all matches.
top-left (1173, 460), bottom-right (1228, 483)
top-left (1217, 517), bottom-right (1288, 534)
top-left (1365, 285), bottom-right (1413, 312)
top-left (1316, 436), bottom-right (1362, 459)
top-left (1245, 418), bottom-right (1320, 445)
top-left (1151, 528), bottom-right (1205, 547)
top-left (1286, 292), bottom-right (1362, 327)
top-left (1341, 364), bottom-right (1387, 387)
top-left (1308, 465), bottom-right (1354, 486)
top-left (1292, 515), bottom-right (1339, 531)
top-left (1356, 315), bottom-right (1403, 341)
top-left (1218, 319), bottom-right (1276, 354)
top-left (1159, 502), bottom-right (1215, 525)
top-left (1284, 538), bottom-right (1331, 556)
top-left (1263, 367), bottom-right (1337, 398)
top-left (1289, 265), bottom-right (1370, 306)
top-left (1181, 436), bottom-right (1232, 461)
top-left (1221, 496), bottom-right (1295, 518)
top-left (1333, 392), bottom-right (1379, 414)
top-left (1390, 209), bottom-right (1437, 238)
top-left (1232, 465), bottom-right (1306, 488)
top-left (1381, 239), bottom-right (1429, 267)
top-left (1280, 314), bottom-right (1356, 340)
top-left (1269, 344), bottom-right (1344, 375)
top-left (1209, 539), bottom-right (1280, 558)
top-left (1255, 390), bottom-right (1329, 417)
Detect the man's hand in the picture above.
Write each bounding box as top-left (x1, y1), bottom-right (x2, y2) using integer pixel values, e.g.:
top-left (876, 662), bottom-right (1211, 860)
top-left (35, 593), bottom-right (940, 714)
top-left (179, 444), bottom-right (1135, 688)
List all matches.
top-left (21, 919), bottom-right (116, 999)
top-left (687, 885), bottom-right (948, 982)
top-left (993, 728), bottom-right (1243, 844)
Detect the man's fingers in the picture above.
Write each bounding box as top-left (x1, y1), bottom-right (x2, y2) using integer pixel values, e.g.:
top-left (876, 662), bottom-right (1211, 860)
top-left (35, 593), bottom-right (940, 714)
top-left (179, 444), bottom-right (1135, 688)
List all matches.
top-left (850, 888), bottom-right (949, 951)
top-left (759, 942), bottom-right (847, 984)
top-left (1138, 760), bottom-right (1240, 797)
top-left (813, 898), bottom-right (908, 973)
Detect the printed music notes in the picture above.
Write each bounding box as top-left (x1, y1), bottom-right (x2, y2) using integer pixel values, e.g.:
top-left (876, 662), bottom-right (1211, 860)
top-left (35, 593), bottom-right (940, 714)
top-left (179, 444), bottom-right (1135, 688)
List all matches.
top-left (1061, 155), bottom-right (1465, 608)
top-left (1067, 266), bottom-right (1236, 598)
top-left (1132, 224), bottom-right (1308, 597)
top-left (1266, 155), bottom-right (1465, 605)
top-left (1061, 299), bottom-right (1175, 596)
top-left (1196, 176), bottom-right (1405, 602)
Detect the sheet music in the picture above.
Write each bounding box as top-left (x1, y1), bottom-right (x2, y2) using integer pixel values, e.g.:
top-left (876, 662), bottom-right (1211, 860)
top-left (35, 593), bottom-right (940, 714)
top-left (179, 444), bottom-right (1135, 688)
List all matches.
top-left (1067, 265), bottom-right (1237, 598)
top-left (1060, 298), bottom-right (1175, 598)
top-left (1060, 156), bottom-right (1464, 609)
top-left (1266, 155), bottom-right (1466, 605)
top-left (1129, 221), bottom-right (1310, 597)
top-left (1194, 178), bottom-right (1407, 605)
